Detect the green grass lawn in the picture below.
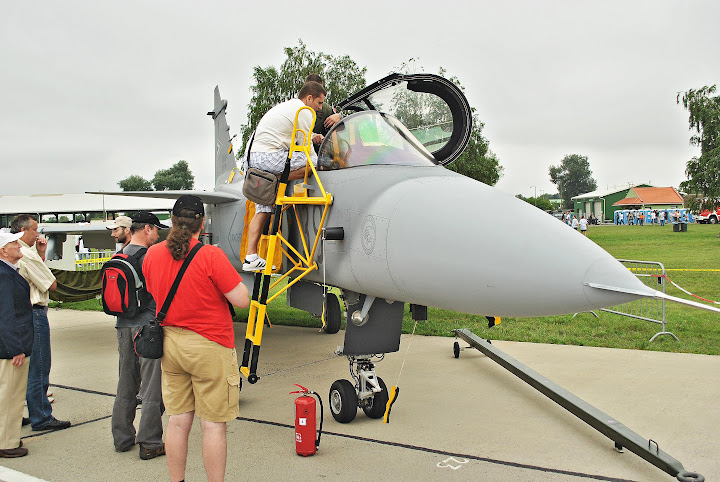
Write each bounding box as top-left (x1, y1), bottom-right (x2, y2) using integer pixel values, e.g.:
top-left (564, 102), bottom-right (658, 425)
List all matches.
top-left (53, 223), bottom-right (720, 355)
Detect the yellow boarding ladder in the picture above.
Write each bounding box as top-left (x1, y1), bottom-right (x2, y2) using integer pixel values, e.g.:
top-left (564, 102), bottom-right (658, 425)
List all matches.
top-left (241, 106), bottom-right (333, 383)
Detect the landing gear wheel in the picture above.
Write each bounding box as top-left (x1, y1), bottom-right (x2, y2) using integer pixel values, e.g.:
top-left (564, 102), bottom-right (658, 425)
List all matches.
top-left (322, 293), bottom-right (342, 334)
top-left (361, 377), bottom-right (389, 419)
top-left (329, 379), bottom-right (357, 423)
top-left (453, 341), bottom-right (460, 358)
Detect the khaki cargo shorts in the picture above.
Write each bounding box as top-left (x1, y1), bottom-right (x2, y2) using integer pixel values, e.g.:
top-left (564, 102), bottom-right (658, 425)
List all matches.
top-left (161, 326), bottom-right (240, 422)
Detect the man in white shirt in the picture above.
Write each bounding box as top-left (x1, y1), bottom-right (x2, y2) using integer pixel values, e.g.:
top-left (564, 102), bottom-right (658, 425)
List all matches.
top-left (579, 216), bottom-right (588, 236)
top-left (243, 81), bottom-right (326, 271)
top-left (10, 215), bottom-right (71, 432)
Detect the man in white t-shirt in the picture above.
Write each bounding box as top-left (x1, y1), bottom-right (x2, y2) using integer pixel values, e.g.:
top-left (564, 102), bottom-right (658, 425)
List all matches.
top-left (243, 81), bottom-right (326, 271)
top-left (579, 216), bottom-right (588, 236)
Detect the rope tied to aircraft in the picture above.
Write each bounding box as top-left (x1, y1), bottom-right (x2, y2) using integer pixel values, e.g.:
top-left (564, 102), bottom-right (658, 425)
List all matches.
top-left (652, 274), bottom-right (720, 305)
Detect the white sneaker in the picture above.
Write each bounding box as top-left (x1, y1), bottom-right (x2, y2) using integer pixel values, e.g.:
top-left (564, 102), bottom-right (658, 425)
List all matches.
top-left (243, 257), bottom-right (267, 272)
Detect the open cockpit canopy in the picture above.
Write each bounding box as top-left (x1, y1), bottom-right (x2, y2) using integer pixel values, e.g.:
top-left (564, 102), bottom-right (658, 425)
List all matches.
top-left (324, 73), bottom-right (472, 168)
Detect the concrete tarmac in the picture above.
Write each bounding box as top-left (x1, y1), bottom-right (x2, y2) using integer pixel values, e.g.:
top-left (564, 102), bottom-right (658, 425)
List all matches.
top-left (1, 309), bottom-right (718, 481)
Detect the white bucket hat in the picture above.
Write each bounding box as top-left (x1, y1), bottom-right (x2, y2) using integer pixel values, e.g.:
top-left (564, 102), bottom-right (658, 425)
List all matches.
top-left (0, 231), bottom-right (23, 249)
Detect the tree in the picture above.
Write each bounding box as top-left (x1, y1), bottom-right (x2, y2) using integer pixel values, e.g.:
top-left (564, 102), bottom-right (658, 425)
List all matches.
top-left (240, 39), bottom-right (367, 153)
top-left (516, 194), bottom-right (553, 211)
top-left (447, 114), bottom-right (503, 185)
top-left (118, 174), bottom-right (153, 191)
top-left (677, 85), bottom-right (720, 210)
top-left (151, 160), bottom-right (194, 191)
top-left (549, 154), bottom-right (597, 209)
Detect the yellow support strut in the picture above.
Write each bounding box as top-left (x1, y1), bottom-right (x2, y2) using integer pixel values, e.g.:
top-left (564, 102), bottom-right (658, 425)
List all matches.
top-left (240, 106), bottom-right (333, 383)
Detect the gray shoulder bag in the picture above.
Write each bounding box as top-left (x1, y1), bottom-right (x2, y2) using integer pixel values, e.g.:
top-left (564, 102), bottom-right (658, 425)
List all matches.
top-left (242, 132), bottom-right (279, 205)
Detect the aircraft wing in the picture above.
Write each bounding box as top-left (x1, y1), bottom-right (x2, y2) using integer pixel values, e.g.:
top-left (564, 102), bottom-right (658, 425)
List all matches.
top-left (85, 190), bottom-right (242, 204)
top-left (38, 223), bottom-right (114, 235)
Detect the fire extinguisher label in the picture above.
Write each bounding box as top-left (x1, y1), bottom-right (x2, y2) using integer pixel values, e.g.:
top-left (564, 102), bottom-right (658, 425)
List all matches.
top-left (299, 418), bottom-right (307, 426)
top-left (296, 433), bottom-right (302, 442)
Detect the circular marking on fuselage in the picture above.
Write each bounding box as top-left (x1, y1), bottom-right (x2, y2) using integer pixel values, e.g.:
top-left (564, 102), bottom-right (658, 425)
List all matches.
top-left (361, 215), bottom-right (376, 255)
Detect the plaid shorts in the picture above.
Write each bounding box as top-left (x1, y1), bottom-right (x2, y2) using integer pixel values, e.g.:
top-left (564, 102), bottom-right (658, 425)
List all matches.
top-left (249, 150), bottom-right (316, 213)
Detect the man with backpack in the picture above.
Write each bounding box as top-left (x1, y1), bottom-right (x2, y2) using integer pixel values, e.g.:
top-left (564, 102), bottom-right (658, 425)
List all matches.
top-left (105, 211), bottom-right (168, 459)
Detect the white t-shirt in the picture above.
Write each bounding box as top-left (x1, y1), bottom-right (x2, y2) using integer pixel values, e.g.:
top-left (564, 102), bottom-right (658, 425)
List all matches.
top-left (252, 99), bottom-right (315, 152)
top-left (579, 218), bottom-right (588, 230)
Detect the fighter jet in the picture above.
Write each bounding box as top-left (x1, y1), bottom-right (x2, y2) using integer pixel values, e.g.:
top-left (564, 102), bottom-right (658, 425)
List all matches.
top-left (80, 74), bottom-right (718, 423)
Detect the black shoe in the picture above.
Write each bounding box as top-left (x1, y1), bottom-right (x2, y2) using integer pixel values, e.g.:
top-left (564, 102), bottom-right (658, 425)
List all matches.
top-left (33, 418), bottom-right (71, 431)
top-left (22, 417), bottom-right (30, 426)
top-left (139, 443), bottom-right (165, 460)
top-left (0, 447), bottom-right (28, 458)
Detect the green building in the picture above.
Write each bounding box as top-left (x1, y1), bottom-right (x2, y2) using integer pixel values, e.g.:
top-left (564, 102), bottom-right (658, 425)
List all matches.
top-left (572, 184), bottom-right (651, 222)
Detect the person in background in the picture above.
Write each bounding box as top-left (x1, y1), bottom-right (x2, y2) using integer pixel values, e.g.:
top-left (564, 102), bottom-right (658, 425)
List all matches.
top-left (579, 215), bottom-right (588, 236)
top-left (0, 232), bottom-right (34, 458)
top-left (107, 216), bottom-right (132, 252)
top-left (10, 215), bottom-right (71, 432)
top-left (305, 73), bottom-right (342, 150)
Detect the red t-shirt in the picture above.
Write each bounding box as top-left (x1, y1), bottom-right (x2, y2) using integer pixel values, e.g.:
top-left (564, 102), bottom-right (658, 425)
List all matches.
top-left (143, 238), bottom-right (243, 348)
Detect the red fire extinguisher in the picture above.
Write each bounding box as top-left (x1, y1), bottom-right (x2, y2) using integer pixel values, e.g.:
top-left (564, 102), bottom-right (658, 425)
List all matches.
top-left (290, 384), bottom-right (324, 456)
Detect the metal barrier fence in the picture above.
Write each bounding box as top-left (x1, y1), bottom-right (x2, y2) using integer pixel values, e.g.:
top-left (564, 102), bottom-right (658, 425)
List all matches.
top-left (600, 259), bottom-right (676, 342)
top-left (75, 250), bottom-right (113, 271)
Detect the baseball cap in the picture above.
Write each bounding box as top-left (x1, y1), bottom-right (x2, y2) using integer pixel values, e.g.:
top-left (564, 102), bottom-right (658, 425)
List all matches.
top-left (131, 211), bottom-right (169, 229)
top-left (0, 231), bottom-right (23, 249)
top-left (172, 195), bottom-right (204, 219)
top-left (106, 216), bottom-right (132, 230)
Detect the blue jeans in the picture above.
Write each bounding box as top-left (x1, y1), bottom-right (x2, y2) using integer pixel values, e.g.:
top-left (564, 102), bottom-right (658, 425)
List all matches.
top-left (26, 306), bottom-right (54, 429)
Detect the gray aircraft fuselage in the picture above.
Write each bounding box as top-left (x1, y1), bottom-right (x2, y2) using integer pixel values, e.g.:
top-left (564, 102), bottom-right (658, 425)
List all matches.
top-left (210, 163), bottom-right (646, 319)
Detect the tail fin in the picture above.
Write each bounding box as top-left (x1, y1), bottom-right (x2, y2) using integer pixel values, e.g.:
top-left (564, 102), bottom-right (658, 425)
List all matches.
top-left (207, 86), bottom-right (237, 187)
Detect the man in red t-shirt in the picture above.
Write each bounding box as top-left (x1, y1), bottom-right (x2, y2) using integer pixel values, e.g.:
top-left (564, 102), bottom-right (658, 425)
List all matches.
top-left (143, 195), bottom-right (249, 482)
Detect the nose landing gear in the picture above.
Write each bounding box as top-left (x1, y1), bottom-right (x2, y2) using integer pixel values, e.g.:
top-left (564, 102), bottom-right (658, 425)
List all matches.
top-left (329, 355), bottom-right (389, 423)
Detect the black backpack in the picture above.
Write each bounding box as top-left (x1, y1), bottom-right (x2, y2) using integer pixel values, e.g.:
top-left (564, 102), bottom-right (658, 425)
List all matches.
top-left (101, 247), bottom-right (150, 318)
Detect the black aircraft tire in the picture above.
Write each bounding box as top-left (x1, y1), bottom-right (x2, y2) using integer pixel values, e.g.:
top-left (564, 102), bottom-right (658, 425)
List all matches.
top-left (329, 379), bottom-right (357, 423)
top-left (361, 377), bottom-right (389, 419)
top-left (453, 341), bottom-right (460, 358)
top-left (322, 294), bottom-right (342, 334)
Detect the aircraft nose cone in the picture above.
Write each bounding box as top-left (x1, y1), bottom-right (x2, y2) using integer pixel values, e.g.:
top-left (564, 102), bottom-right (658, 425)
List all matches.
top-left (378, 173), bottom-right (647, 316)
top-left (581, 258), bottom-right (654, 307)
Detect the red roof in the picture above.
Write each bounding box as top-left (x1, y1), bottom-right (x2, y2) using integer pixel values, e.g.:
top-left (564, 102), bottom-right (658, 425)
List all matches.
top-left (613, 187), bottom-right (683, 206)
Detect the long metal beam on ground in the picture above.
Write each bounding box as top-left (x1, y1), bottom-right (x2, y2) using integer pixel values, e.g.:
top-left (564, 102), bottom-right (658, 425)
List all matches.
top-left (452, 328), bottom-right (703, 482)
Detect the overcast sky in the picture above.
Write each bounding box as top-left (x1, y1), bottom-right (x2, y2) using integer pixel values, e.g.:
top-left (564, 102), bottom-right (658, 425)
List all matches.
top-left (1, 0), bottom-right (718, 199)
